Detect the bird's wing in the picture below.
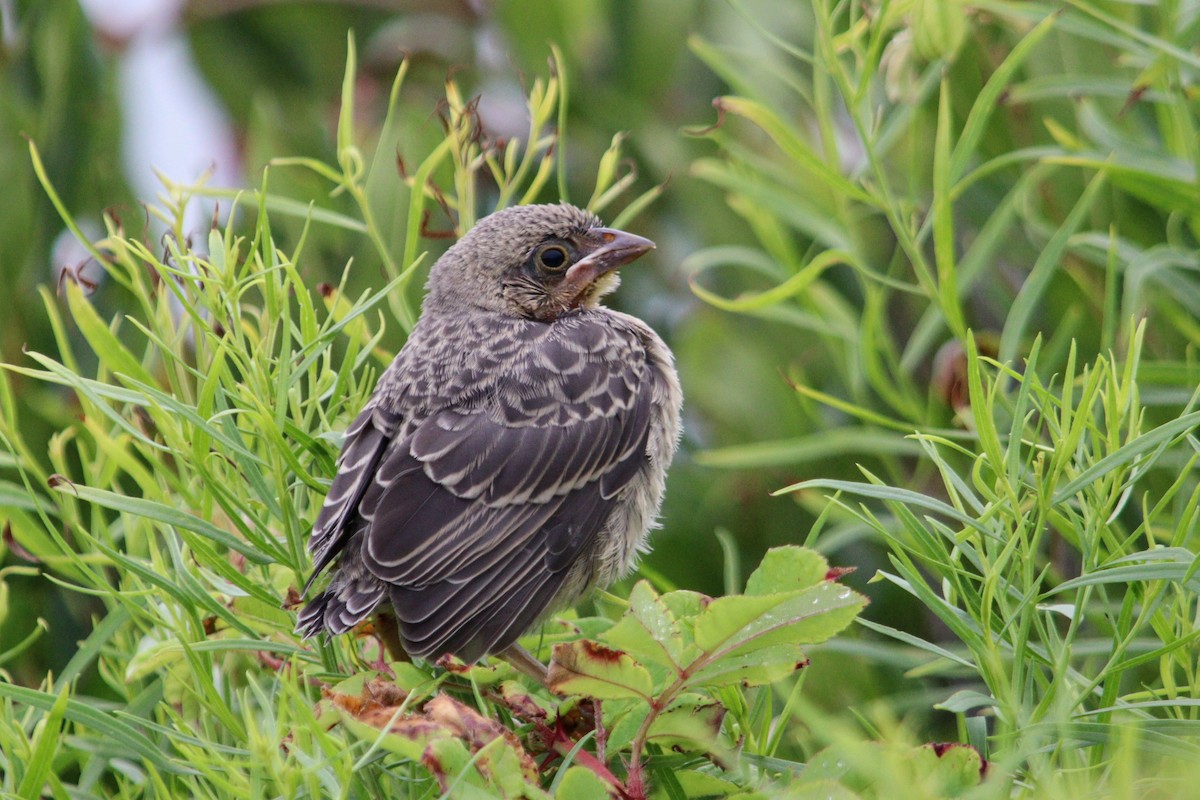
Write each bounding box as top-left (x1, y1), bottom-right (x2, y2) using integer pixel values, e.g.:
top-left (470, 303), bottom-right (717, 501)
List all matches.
top-left (304, 404), bottom-right (401, 592)
top-left (358, 320), bottom-right (654, 661)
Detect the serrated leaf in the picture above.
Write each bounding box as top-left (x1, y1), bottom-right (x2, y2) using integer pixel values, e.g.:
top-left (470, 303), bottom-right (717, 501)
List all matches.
top-left (601, 580), bottom-right (693, 670)
top-left (554, 766), bottom-right (614, 799)
top-left (601, 700), bottom-right (645, 755)
top-left (687, 643), bottom-right (809, 688)
top-left (438, 656), bottom-right (513, 685)
top-left (660, 589), bottom-right (713, 621)
top-left (389, 662), bottom-right (440, 693)
top-left (498, 680), bottom-right (554, 723)
top-left (912, 744), bottom-right (986, 795)
top-left (424, 736), bottom-right (483, 789)
top-left (425, 694), bottom-right (539, 783)
top-left (745, 546), bottom-right (830, 596)
top-left (547, 641), bottom-right (653, 701)
top-left (695, 581), bottom-right (866, 661)
top-left (325, 676), bottom-right (437, 760)
top-left (340, 712), bottom-right (448, 761)
top-left (693, 593), bottom-right (789, 653)
top-left (647, 701), bottom-right (734, 769)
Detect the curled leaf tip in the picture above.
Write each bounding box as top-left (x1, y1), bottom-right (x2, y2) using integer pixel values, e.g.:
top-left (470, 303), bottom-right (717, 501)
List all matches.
top-left (683, 99), bottom-right (727, 137)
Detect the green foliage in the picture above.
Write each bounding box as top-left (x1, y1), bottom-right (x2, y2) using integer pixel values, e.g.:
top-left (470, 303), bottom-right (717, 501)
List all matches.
top-left (3, 1), bottom-right (1200, 798)
top-left (683, 0), bottom-right (1200, 796)
top-left (318, 546), bottom-right (864, 796)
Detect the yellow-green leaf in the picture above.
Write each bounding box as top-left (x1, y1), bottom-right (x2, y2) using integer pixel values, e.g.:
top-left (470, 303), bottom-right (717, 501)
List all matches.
top-left (547, 640), bottom-right (653, 701)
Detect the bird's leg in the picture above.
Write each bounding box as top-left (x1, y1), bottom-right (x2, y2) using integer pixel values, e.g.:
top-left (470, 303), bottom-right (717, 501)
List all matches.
top-left (498, 643), bottom-right (550, 686)
top-left (371, 611), bottom-right (409, 667)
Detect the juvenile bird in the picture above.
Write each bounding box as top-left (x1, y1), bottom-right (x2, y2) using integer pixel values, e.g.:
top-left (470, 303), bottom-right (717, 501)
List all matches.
top-left (297, 203), bottom-right (682, 672)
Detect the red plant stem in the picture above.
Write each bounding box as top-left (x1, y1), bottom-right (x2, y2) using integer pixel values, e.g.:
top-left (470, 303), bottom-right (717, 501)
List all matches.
top-left (593, 699), bottom-right (608, 763)
top-left (550, 722), bottom-right (630, 798)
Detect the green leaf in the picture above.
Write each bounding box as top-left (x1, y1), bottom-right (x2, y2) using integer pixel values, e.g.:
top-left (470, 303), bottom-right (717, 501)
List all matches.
top-left (0, 683), bottom-right (193, 775)
top-left (673, 770), bottom-right (742, 797)
top-left (647, 701), bottom-right (735, 769)
top-left (1050, 410), bottom-right (1200, 505)
top-left (660, 589), bottom-right (713, 622)
top-left (696, 581), bottom-right (867, 663)
top-left (336, 707), bottom-right (448, 763)
top-left (687, 644), bottom-right (809, 689)
top-left (692, 593), bottom-right (790, 653)
top-left (745, 546), bottom-right (830, 596)
top-left (546, 640), bottom-right (654, 701)
top-left (63, 279), bottom-right (156, 387)
top-left (715, 96), bottom-right (874, 207)
top-left (554, 766), bottom-right (612, 800)
top-left (697, 429), bottom-right (925, 469)
top-left (998, 169), bottom-right (1106, 363)
top-left (935, 690), bottom-right (997, 714)
top-left (602, 580), bottom-right (692, 670)
top-left (16, 685), bottom-right (69, 800)
top-left (785, 781), bottom-right (863, 800)
top-left (48, 481), bottom-right (271, 565)
top-left (0, 479), bottom-right (46, 512)
top-left (910, 743), bottom-right (985, 795)
top-left (950, 9), bottom-right (1059, 182)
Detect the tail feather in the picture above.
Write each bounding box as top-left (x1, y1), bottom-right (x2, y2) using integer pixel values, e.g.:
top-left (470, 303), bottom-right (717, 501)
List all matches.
top-left (296, 547), bottom-right (386, 638)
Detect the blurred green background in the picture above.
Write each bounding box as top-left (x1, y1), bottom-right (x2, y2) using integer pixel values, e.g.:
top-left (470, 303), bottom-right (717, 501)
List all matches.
top-left (2, 0), bottom-right (1199, 786)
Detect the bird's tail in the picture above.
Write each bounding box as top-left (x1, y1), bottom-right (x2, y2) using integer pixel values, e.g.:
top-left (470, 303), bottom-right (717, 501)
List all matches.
top-left (295, 552), bottom-right (385, 638)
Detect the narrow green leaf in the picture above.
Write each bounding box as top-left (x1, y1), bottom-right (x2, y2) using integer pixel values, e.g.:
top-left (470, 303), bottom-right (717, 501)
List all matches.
top-left (932, 77), bottom-right (966, 339)
top-left (950, 9), bottom-right (1060, 181)
top-left (16, 685), bottom-right (70, 800)
top-left (50, 481), bottom-right (271, 564)
top-left (1051, 410), bottom-right (1200, 505)
top-left (999, 170), bottom-right (1106, 363)
top-left (697, 429), bottom-right (924, 469)
top-left (63, 280), bottom-right (156, 387)
top-left (0, 683), bottom-right (193, 775)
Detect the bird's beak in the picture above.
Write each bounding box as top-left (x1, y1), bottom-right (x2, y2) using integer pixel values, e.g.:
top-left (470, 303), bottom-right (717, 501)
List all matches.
top-left (560, 228), bottom-right (655, 303)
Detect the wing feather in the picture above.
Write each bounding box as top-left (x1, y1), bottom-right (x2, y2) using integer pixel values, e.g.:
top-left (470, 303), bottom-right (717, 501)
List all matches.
top-left (303, 406), bottom-right (400, 591)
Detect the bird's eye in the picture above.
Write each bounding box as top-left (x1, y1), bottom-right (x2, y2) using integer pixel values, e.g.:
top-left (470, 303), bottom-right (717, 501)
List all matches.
top-left (537, 245), bottom-right (569, 271)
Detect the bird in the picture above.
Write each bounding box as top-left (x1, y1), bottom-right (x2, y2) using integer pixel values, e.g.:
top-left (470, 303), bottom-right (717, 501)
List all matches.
top-left (296, 203), bottom-right (682, 675)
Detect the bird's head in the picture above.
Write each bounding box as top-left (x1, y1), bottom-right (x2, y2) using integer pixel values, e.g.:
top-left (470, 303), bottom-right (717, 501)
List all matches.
top-left (424, 203), bottom-right (655, 321)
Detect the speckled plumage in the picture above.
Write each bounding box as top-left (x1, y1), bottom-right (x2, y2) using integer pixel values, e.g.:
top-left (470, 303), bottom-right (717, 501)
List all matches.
top-left (297, 204), bottom-right (682, 663)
